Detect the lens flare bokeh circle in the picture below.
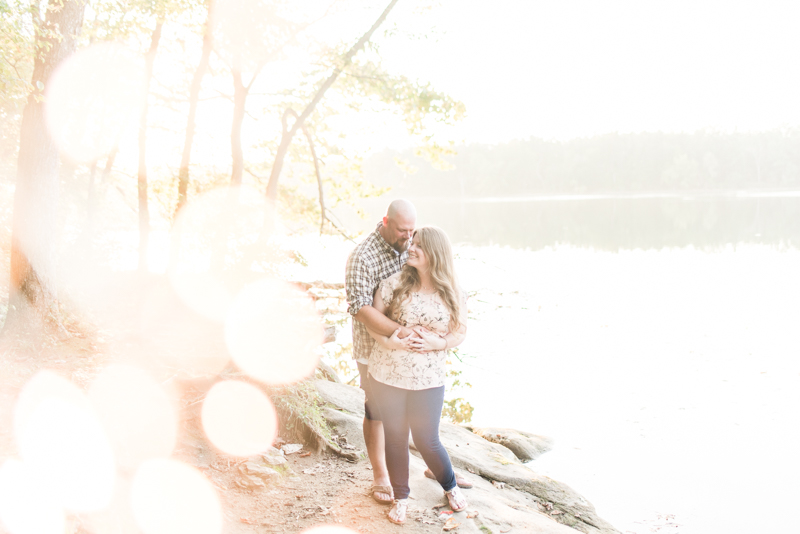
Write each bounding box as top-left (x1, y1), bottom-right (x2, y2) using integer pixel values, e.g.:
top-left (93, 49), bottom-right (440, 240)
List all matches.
top-left (89, 365), bottom-right (178, 471)
top-left (201, 380), bottom-right (278, 457)
top-left (13, 371), bottom-right (116, 512)
top-left (131, 458), bottom-right (222, 534)
top-left (0, 459), bottom-right (65, 534)
top-left (224, 278), bottom-right (322, 385)
top-left (45, 42), bottom-right (143, 162)
top-left (169, 185), bottom-right (275, 323)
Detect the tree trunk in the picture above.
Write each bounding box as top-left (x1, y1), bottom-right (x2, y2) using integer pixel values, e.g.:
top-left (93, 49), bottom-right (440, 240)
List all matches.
top-left (137, 22), bottom-right (163, 273)
top-left (287, 109), bottom-right (326, 234)
top-left (265, 0), bottom-right (400, 202)
top-left (4, 0), bottom-right (86, 334)
top-left (230, 67), bottom-right (247, 187)
top-left (176, 9), bottom-right (213, 215)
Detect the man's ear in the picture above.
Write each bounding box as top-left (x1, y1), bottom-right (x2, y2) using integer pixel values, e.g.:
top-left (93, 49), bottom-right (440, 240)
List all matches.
top-left (382, 216), bottom-right (388, 226)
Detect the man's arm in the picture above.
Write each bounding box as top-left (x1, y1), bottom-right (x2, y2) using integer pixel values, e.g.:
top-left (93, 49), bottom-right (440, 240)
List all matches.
top-left (345, 254), bottom-right (413, 338)
top-left (354, 305), bottom-right (413, 338)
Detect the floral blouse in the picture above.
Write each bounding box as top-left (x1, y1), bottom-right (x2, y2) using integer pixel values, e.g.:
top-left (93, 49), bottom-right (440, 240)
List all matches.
top-left (369, 272), bottom-right (467, 390)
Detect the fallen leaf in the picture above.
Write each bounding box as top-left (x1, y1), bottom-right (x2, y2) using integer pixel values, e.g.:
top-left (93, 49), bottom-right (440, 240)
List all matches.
top-left (299, 452), bottom-right (311, 458)
top-left (443, 517), bottom-right (460, 531)
top-left (551, 510), bottom-right (562, 515)
top-left (466, 511), bottom-right (479, 518)
top-left (433, 503), bottom-right (448, 510)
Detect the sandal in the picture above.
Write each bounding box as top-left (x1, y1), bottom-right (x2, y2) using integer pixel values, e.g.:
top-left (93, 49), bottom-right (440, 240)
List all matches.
top-left (424, 468), bottom-right (473, 489)
top-left (370, 485), bottom-right (394, 505)
top-left (388, 499), bottom-right (408, 525)
top-left (445, 486), bottom-right (467, 512)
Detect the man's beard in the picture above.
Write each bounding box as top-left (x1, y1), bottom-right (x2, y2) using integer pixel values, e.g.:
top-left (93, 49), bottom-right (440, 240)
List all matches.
top-left (391, 239), bottom-right (409, 253)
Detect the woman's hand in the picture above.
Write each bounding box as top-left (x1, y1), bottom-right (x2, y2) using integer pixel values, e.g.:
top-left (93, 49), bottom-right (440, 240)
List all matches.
top-left (384, 328), bottom-right (416, 351)
top-left (409, 326), bottom-right (446, 353)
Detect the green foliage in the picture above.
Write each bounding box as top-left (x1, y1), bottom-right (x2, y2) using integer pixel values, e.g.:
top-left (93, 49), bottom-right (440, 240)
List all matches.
top-left (442, 350), bottom-right (473, 423)
top-left (0, 0), bottom-right (35, 161)
top-left (442, 397), bottom-right (474, 424)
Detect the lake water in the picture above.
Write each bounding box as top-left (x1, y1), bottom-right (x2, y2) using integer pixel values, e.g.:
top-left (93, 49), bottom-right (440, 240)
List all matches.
top-left (308, 193), bottom-right (800, 534)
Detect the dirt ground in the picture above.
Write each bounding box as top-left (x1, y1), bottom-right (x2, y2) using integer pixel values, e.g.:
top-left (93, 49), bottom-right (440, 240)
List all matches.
top-left (186, 448), bottom-right (465, 534)
top-left (0, 332), bottom-right (469, 534)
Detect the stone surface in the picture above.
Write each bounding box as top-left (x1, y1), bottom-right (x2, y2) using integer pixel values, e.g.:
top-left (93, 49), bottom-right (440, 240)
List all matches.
top-left (406, 453), bottom-right (579, 534)
top-left (313, 379), bottom-right (365, 418)
top-left (321, 407), bottom-right (366, 454)
top-left (235, 461), bottom-right (280, 489)
top-left (435, 422), bottom-right (619, 534)
top-left (474, 426), bottom-right (555, 462)
top-left (316, 357), bottom-right (342, 383)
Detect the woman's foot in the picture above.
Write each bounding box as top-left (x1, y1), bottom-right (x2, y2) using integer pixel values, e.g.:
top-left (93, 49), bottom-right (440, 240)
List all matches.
top-left (445, 486), bottom-right (467, 512)
top-left (388, 499), bottom-right (408, 524)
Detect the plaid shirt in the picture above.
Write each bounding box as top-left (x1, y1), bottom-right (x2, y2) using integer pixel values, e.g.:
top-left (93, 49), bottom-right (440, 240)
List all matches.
top-left (345, 222), bottom-right (408, 364)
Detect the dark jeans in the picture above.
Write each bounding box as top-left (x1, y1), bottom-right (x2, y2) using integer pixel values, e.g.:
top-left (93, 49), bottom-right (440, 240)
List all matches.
top-left (368, 375), bottom-right (456, 499)
top-left (357, 362), bottom-right (381, 421)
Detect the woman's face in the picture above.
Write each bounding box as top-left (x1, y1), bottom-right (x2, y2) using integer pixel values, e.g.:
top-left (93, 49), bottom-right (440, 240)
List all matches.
top-left (406, 234), bottom-right (429, 272)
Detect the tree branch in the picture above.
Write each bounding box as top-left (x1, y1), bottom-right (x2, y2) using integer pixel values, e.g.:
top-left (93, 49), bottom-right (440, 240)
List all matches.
top-left (265, 0), bottom-right (401, 201)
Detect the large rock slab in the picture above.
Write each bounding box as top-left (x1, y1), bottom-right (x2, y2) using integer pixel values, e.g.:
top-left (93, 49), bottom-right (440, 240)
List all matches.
top-left (473, 426), bottom-right (554, 462)
top-left (406, 453), bottom-right (579, 534)
top-left (436, 422), bottom-right (619, 534)
top-left (313, 379), bottom-right (365, 418)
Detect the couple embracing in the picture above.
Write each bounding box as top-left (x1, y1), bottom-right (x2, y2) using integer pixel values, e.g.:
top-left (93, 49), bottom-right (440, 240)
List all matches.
top-left (345, 199), bottom-right (471, 525)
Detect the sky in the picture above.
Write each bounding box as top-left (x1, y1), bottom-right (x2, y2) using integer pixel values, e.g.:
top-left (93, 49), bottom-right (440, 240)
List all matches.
top-left (41, 0), bottom-right (800, 177)
top-left (369, 0), bottom-right (800, 144)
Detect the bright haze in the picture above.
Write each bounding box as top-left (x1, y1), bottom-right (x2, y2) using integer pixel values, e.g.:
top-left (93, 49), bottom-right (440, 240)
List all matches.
top-left (375, 0), bottom-right (800, 144)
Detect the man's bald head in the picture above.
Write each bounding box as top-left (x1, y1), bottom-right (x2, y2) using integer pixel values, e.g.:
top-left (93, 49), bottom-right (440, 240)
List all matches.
top-left (380, 199), bottom-right (417, 252)
top-left (386, 199), bottom-right (416, 222)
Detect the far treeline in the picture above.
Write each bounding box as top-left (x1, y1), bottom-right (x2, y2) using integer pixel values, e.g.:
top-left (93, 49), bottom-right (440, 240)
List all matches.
top-left (366, 130), bottom-right (800, 196)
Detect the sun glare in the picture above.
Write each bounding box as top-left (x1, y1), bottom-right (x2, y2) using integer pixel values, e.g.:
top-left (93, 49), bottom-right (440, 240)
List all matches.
top-left (130, 458), bottom-right (222, 534)
top-left (88, 365), bottom-right (178, 472)
top-left (0, 459), bottom-right (65, 534)
top-left (45, 42), bottom-right (143, 163)
top-left (201, 380), bottom-right (278, 457)
top-left (169, 185), bottom-right (276, 322)
top-left (13, 371), bottom-right (116, 512)
top-left (300, 526), bottom-right (360, 534)
top-left (224, 278), bottom-right (322, 385)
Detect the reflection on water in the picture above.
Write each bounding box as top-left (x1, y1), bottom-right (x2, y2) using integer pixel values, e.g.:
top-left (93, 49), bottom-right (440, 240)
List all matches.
top-left (350, 194), bottom-right (800, 250)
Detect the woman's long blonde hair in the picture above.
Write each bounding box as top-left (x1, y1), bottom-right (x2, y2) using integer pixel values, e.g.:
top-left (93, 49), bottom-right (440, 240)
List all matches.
top-left (387, 226), bottom-right (462, 332)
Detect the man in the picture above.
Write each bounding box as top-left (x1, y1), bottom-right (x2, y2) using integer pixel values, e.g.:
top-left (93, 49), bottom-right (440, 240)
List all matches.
top-left (345, 199), bottom-right (470, 504)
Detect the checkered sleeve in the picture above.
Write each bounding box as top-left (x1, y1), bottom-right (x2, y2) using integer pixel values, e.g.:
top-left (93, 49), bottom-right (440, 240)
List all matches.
top-left (345, 251), bottom-right (375, 317)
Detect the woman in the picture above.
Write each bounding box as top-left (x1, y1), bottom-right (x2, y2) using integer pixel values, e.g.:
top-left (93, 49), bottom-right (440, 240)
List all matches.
top-left (366, 226), bottom-right (468, 525)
